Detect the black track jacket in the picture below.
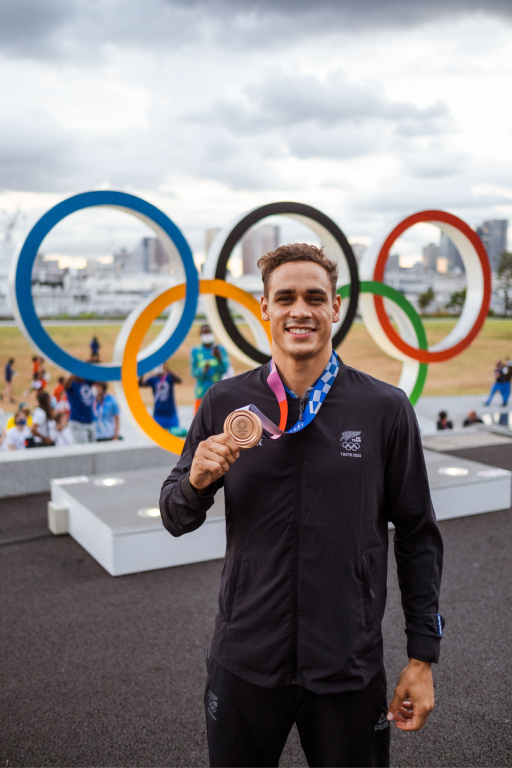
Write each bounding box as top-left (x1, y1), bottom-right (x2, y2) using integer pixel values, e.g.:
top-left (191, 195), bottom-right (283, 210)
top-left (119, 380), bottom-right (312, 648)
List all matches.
top-left (160, 357), bottom-right (444, 694)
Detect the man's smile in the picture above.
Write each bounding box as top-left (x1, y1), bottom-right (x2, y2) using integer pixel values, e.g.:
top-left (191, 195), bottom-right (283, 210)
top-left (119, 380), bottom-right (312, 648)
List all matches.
top-left (285, 326), bottom-right (317, 338)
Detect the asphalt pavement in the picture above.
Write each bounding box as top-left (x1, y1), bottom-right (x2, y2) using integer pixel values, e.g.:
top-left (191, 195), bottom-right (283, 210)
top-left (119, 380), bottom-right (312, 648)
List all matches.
top-left (1, 444), bottom-right (512, 767)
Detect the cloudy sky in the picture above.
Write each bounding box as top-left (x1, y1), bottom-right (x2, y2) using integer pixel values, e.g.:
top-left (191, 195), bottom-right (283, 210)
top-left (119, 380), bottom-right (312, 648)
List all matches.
top-left (1, 0), bottom-right (512, 262)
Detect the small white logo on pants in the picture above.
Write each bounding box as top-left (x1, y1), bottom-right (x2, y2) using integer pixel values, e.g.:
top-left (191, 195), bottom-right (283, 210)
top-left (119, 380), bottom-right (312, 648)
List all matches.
top-left (375, 713), bottom-right (389, 731)
top-left (207, 689), bottom-right (218, 720)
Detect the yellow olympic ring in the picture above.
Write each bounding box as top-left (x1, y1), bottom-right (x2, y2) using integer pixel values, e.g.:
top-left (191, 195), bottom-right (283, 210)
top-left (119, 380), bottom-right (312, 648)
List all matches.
top-left (121, 279), bottom-right (271, 453)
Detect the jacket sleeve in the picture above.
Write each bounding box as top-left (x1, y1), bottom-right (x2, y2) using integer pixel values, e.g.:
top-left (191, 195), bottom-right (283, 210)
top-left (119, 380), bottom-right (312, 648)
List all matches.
top-left (159, 388), bottom-right (224, 537)
top-left (385, 395), bottom-right (444, 663)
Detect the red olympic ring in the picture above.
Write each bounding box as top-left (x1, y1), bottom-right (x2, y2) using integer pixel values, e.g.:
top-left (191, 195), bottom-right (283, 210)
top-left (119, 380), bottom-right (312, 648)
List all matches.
top-left (372, 210), bottom-right (492, 364)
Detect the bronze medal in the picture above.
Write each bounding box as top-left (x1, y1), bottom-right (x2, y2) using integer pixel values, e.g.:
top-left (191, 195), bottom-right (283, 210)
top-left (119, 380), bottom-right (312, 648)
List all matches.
top-left (224, 409), bottom-right (263, 450)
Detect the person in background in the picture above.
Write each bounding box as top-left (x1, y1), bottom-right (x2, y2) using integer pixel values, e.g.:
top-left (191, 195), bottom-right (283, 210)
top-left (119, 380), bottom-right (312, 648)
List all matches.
top-left (1, 358), bottom-right (16, 403)
top-left (31, 391), bottom-right (56, 446)
top-left (6, 404), bottom-right (32, 430)
top-left (53, 376), bottom-right (70, 415)
top-left (500, 356), bottom-right (512, 406)
top-left (30, 370), bottom-right (47, 393)
top-left (53, 411), bottom-right (74, 446)
top-left (90, 336), bottom-right (101, 362)
top-left (437, 410), bottom-right (453, 430)
top-left (53, 376), bottom-right (66, 403)
top-left (463, 409), bottom-right (484, 427)
top-left (64, 375), bottom-right (96, 443)
top-left (93, 382), bottom-right (120, 441)
top-left (190, 324), bottom-right (229, 413)
top-left (139, 362), bottom-right (182, 430)
top-left (485, 360), bottom-right (508, 407)
top-left (32, 355), bottom-right (41, 378)
top-left (6, 410), bottom-right (32, 450)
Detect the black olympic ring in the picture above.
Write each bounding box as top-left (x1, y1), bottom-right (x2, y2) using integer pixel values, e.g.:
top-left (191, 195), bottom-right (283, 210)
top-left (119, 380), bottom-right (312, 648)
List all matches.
top-left (213, 202), bottom-right (360, 365)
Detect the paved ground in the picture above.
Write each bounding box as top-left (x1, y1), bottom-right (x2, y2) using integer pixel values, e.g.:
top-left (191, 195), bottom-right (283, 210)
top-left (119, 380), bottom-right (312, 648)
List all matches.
top-left (2, 445), bottom-right (512, 766)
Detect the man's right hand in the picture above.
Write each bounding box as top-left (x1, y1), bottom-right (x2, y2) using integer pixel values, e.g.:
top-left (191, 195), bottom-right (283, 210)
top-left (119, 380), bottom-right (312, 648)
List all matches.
top-left (189, 433), bottom-right (240, 492)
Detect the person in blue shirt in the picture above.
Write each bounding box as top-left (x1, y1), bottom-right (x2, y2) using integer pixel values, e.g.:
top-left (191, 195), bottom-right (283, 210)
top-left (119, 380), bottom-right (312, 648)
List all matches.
top-left (138, 362), bottom-right (182, 430)
top-left (93, 382), bottom-right (120, 441)
top-left (64, 375), bottom-right (96, 443)
top-left (90, 336), bottom-right (100, 362)
top-left (190, 324), bottom-right (230, 413)
top-left (1, 358), bottom-right (16, 404)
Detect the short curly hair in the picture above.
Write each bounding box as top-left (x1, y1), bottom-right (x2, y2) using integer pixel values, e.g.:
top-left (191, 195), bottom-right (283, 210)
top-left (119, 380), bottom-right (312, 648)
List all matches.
top-left (257, 243), bottom-right (338, 299)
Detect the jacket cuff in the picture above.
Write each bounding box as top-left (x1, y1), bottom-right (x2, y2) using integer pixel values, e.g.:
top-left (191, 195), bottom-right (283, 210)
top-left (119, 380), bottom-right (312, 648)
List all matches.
top-left (180, 473), bottom-right (216, 511)
top-left (407, 631), bottom-right (441, 664)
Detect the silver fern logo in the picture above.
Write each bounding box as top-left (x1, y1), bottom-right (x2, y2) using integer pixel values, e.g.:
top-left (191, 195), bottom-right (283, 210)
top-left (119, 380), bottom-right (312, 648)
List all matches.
top-left (341, 430), bottom-right (362, 453)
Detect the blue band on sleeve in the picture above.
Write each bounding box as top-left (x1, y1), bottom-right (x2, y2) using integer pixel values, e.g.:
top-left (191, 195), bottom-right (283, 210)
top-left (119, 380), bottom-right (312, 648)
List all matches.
top-left (437, 613), bottom-right (443, 636)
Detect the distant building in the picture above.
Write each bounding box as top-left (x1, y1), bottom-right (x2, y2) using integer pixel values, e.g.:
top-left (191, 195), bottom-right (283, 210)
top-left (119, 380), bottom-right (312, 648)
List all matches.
top-left (205, 228), bottom-right (220, 256)
top-left (422, 243), bottom-right (439, 272)
top-left (242, 225), bottom-right (280, 275)
top-left (386, 253), bottom-right (400, 271)
top-left (477, 220), bottom-right (508, 271)
top-left (120, 237), bottom-right (179, 274)
top-left (351, 243), bottom-right (367, 264)
top-left (439, 232), bottom-right (463, 272)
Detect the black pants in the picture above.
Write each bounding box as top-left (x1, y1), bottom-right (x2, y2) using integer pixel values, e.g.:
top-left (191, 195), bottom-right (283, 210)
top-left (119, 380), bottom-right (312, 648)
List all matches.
top-left (204, 658), bottom-right (390, 768)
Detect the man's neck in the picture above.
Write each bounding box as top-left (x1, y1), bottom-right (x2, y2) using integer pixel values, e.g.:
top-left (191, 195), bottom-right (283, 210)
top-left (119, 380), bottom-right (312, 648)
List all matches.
top-left (272, 345), bottom-right (333, 398)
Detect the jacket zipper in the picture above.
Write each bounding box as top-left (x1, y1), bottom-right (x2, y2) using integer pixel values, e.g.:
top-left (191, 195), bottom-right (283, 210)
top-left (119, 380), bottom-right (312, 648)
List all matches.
top-left (298, 395), bottom-right (307, 421)
top-left (291, 430), bottom-right (304, 684)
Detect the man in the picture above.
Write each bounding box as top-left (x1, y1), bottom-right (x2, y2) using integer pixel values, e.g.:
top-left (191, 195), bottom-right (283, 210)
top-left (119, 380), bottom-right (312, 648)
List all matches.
top-left (90, 335), bottom-right (101, 362)
top-left (190, 324), bottom-right (230, 413)
top-left (501, 356), bottom-right (512, 406)
top-left (93, 382), bottom-right (120, 441)
top-left (53, 376), bottom-right (66, 403)
top-left (138, 361), bottom-right (182, 430)
top-left (485, 359), bottom-right (508, 407)
top-left (463, 409), bottom-right (484, 427)
top-left (1, 357), bottom-right (15, 403)
top-left (64, 375), bottom-right (96, 443)
top-left (160, 244), bottom-right (444, 768)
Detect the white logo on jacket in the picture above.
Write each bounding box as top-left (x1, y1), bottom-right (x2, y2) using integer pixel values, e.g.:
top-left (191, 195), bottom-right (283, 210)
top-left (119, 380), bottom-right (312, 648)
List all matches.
top-left (340, 430), bottom-right (362, 456)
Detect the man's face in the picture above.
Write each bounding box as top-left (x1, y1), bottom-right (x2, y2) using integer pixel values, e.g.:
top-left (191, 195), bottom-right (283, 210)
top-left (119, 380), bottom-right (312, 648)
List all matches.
top-left (261, 261), bottom-right (341, 361)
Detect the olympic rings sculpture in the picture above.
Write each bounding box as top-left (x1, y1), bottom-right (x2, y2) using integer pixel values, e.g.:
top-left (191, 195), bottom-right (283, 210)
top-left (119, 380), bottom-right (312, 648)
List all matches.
top-left (10, 192), bottom-right (491, 454)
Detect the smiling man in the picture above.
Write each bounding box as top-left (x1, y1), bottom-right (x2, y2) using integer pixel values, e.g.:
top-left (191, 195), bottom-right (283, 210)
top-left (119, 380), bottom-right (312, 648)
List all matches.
top-left (160, 243), bottom-right (444, 768)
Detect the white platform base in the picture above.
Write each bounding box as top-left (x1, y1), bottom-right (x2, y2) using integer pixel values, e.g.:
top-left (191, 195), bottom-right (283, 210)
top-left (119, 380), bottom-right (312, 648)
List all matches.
top-left (50, 450), bottom-right (511, 577)
top-left (423, 449), bottom-right (511, 521)
top-left (51, 466), bottom-right (226, 577)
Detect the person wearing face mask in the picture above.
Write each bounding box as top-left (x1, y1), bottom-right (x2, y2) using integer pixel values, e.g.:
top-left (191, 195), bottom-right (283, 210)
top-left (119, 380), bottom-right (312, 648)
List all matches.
top-left (5, 410), bottom-right (32, 450)
top-left (190, 325), bottom-right (230, 413)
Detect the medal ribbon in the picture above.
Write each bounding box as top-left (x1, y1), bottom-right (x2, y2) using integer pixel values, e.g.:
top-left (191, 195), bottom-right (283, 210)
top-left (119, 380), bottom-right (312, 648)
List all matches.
top-left (237, 351), bottom-right (339, 440)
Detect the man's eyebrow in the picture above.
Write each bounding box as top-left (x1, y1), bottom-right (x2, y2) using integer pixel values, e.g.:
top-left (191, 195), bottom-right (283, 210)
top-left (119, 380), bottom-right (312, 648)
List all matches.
top-left (273, 287), bottom-right (328, 297)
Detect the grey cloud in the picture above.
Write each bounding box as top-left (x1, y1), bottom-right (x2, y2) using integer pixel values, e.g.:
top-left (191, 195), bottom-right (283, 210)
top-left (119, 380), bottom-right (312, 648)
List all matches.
top-left (189, 70), bottom-right (452, 162)
top-left (0, 108), bottom-right (85, 192)
top-left (402, 144), bottom-right (469, 179)
top-left (1, 0), bottom-right (512, 61)
top-left (349, 179), bottom-right (512, 218)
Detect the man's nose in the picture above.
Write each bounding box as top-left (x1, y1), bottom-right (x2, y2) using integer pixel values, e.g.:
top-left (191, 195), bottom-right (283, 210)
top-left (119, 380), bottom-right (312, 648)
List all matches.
top-left (290, 297), bottom-right (313, 317)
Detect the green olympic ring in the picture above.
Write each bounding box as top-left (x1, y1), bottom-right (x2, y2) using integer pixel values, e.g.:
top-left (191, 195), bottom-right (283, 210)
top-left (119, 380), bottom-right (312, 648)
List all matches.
top-left (337, 281), bottom-right (428, 406)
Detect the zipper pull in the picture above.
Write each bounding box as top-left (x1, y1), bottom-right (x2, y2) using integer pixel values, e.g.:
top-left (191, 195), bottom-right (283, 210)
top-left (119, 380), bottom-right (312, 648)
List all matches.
top-left (299, 397), bottom-right (306, 421)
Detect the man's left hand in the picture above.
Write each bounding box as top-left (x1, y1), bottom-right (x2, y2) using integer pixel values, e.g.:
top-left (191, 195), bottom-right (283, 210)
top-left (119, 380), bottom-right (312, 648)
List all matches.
top-left (387, 659), bottom-right (434, 731)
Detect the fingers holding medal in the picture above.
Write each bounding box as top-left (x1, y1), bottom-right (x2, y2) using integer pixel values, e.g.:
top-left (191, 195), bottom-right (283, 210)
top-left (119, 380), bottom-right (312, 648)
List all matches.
top-left (190, 432), bottom-right (241, 491)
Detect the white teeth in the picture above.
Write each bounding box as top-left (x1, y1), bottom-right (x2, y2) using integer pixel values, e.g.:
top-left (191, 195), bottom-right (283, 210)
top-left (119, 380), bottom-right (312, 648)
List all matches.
top-left (287, 328), bottom-right (313, 334)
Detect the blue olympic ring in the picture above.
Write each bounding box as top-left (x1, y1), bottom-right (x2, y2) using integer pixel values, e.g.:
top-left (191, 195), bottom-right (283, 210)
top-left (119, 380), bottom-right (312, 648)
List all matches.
top-left (12, 191), bottom-right (199, 382)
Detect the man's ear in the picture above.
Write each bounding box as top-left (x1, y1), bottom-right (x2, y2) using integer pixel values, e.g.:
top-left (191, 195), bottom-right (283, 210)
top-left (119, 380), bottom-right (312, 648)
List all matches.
top-left (332, 293), bottom-right (342, 324)
top-left (261, 294), bottom-right (270, 322)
